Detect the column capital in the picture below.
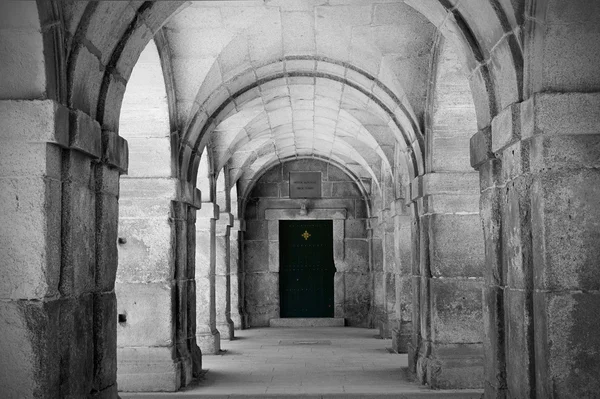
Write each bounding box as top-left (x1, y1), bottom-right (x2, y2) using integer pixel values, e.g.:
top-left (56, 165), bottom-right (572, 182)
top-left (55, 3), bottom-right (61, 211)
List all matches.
top-left (215, 212), bottom-right (233, 236)
top-left (197, 203), bottom-right (219, 221)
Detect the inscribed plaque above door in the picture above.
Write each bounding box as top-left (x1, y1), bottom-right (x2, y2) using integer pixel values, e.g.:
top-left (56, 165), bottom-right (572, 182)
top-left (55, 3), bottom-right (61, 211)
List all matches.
top-left (289, 172), bottom-right (321, 198)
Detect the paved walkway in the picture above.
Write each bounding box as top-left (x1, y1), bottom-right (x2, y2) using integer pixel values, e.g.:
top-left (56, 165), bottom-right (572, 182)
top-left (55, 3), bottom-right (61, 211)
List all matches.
top-left (120, 327), bottom-right (483, 398)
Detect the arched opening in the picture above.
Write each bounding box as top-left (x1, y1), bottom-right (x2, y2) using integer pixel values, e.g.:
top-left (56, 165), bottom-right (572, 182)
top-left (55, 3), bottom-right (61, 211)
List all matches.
top-left (116, 39), bottom-right (200, 391)
top-left (2, 1), bottom-right (600, 398)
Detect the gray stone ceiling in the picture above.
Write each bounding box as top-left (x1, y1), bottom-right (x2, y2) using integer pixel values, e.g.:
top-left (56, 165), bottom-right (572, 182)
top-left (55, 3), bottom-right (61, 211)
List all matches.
top-left (125, 0), bottom-right (441, 193)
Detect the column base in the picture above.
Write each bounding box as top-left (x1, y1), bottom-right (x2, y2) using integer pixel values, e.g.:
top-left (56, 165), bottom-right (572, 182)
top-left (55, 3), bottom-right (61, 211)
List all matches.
top-left (197, 330), bottom-right (220, 354)
top-left (420, 343), bottom-right (484, 389)
top-left (231, 311), bottom-right (244, 330)
top-left (217, 320), bottom-right (235, 340)
top-left (391, 326), bottom-right (411, 353)
top-left (117, 346), bottom-right (181, 392)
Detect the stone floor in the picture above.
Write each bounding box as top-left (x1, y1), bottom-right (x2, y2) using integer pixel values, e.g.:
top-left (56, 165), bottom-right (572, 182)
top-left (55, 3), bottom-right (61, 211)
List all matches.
top-left (120, 327), bottom-right (483, 398)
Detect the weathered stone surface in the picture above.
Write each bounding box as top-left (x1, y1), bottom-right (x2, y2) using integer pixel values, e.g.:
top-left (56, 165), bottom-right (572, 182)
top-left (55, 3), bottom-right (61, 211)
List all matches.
top-left (426, 344), bottom-right (484, 389)
top-left (116, 282), bottom-right (173, 347)
top-left (342, 239), bottom-right (369, 273)
top-left (117, 347), bottom-right (181, 392)
top-left (504, 287), bottom-right (535, 398)
top-left (532, 169), bottom-right (600, 291)
top-left (0, 299), bottom-right (60, 398)
top-left (344, 273), bottom-right (371, 327)
top-left (0, 175), bottom-right (61, 299)
top-left (244, 273), bottom-right (279, 327)
top-left (430, 278), bottom-right (484, 344)
top-left (534, 291), bottom-right (600, 398)
top-left (93, 292), bottom-right (117, 392)
top-left (243, 240), bottom-right (269, 272)
top-left (429, 214), bottom-right (484, 278)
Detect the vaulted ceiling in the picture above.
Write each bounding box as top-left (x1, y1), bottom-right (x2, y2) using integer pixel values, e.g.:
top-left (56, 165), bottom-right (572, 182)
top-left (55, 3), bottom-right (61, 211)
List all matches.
top-left (153, 0), bottom-right (438, 196)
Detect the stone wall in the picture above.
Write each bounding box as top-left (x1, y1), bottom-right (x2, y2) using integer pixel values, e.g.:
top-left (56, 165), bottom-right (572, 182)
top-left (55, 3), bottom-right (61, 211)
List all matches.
top-left (242, 159), bottom-right (375, 327)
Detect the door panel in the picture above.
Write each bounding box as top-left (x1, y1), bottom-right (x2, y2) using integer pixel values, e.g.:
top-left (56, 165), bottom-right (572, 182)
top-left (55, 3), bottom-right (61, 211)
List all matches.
top-left (279, 220), bottom-right (335, 318)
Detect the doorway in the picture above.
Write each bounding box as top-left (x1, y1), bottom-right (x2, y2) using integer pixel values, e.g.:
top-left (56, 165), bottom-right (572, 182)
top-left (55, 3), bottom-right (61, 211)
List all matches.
top-left (279, 220), bottom-right (335, 317)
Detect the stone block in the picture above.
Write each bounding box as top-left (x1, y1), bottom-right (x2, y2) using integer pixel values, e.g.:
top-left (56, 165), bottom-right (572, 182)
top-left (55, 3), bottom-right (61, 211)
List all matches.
top-left (0, 299), bottom-right (61, 398)
top-left (430, 278), bottom-right (484, 344)
top-left (195, 275), bottom-right (213, 334)
top-left (245, 219), bottom-right (267, 240)
top-left (116, 216), bottom-right (173, 282)
top-left (0, 176), bottom-right (61, 299)
top-left (96, 163), bottom-right (120, 197)
top-left (470, 127), bottom-right (493, 168)
top-left (396, 275), bottom-right (412, 322)
top-left (96, 193), bottom-right (118, 291)
top-left (427, 343), bottom-right (484, 389)
top-left (102, 130), bottom-right (129, 173)
top-left (250, 182), bottom-right (279, 198)
top-left (504, 287), bottom-right (535, 398)
top-left (344, 273), bottom-right (371, 327)
top-left (342, 239), bottom-right (369, 273)
top-left (0, 29), bottom-right (46, 99)
top-left (532, 169), bottom-right (600, 291)
top-left (429, 214), bottom-right (485, 278)
top-left (344, 219), bottom-right (367, 238)
top-left (502, 177), bottom-right (532, 291)
top-left (0, 100), bottom-right (69, 147)
top-left (431, 137), bottom-right (472, 172)
top-left (372, 238), bottom-right (383, 272)
top-left (243, 240), bottom-right (269, 272)
top-left (117, 347), bottom-right (181, 392)
top-left (331, 181), bottom-right (361, 197)
top-left (93, 292), bottom-right (117, 392)
top-left (482, 286), bottom-right (506, 393)
top-left (268, 241), bottom-right (279, 272)
top-left (244, 272), bottom-right (279, 325)
top-left (391, 322), bottom-right (412, 354)
top-left (61, 179), bottom-right (96, 296)
top-left (59, 294), bottom-right (95, 397)
top-left (530, 134), bottom-right (600, 173)
top-left (533, 290), bottom-right (600, 398)
top-left (116, 282), bottom-right (173, 347)
top-left (69, 108), bottom-right (102, 158)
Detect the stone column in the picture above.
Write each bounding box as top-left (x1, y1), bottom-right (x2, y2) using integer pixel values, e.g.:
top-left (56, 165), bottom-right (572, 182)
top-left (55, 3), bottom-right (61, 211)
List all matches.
top-left (116, 178), bottom-right (196, 391)
top-left (195, 203), bottom-right (220, 354)
top-left (473, 92), bottom-right (600, 398)
top-left (229, 220), bottom-right (244, 330)
top-left (411, 172), bottom-right (485, 389)
top-left (0, 101), bottom-right (123, 397)
top-left (215, 212), bottom-right (234, 340)
top-left (391, 199), bottom-right (412, 353)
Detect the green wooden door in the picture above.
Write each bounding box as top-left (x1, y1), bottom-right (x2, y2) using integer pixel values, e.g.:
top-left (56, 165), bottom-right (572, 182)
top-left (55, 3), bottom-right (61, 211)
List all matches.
top-left (279, 220), bottom-right (335, 318)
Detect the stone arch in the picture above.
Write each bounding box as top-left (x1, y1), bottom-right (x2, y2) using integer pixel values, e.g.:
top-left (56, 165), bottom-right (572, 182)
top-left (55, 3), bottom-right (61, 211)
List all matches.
top-left (115, 39), bottom-right (200, 392)
top-left (241, 158), bottom-right (376, 327)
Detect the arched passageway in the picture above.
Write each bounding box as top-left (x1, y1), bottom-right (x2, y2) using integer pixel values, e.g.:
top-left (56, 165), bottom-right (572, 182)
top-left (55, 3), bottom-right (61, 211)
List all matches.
top-left (1, 1), bottom-right (600, 398)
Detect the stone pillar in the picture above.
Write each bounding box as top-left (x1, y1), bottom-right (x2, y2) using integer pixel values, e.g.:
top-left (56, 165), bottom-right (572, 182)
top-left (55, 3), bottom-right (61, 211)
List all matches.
top-left (215, 212), bottom-right (234, 340)
top-left (411, 172), bottom-right (485, 389)
top-left (472, 92), bottom-right (600, 398)
top-left (374, 209), bottom-right (396, 339)
top-left (229, 220), bottom-right (244, 330)
top-left (116, 178), bottom-right (199, 391)
top-left (0, 101), bottom-right (123, 398)
top-left (391, 199), bottom-right (412, 353)
top-left (195, 203), bottom-right (220, 354)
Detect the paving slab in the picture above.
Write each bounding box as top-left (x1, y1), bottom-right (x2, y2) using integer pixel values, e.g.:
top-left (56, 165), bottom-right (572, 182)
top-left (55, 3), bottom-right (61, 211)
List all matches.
top-left (120, 327), bottom-right (483, 398)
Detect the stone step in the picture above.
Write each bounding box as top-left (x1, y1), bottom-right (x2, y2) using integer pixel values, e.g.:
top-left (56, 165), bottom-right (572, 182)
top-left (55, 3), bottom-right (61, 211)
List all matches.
top-left (269, 317), bottom-right (345, 327)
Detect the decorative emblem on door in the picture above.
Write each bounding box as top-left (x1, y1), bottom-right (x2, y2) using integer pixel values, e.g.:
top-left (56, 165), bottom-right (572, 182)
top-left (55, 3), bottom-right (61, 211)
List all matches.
top-left (301, 230), bottom-right (311, 240)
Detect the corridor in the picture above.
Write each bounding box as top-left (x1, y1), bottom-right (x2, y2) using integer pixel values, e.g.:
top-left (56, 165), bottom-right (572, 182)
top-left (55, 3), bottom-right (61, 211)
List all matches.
top-left (120, 327), bottom-right (483, 398)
